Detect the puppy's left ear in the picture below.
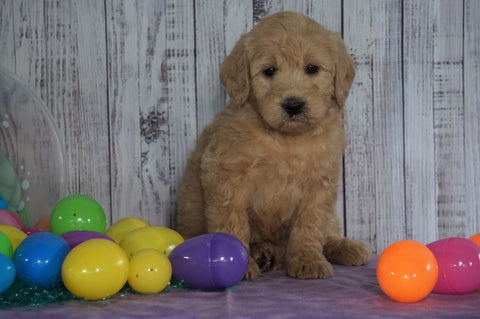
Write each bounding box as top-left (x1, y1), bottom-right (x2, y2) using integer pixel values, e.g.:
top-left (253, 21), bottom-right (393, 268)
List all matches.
top-left (219, 35), bottom-right (250, 106)
top-left (334, 36), bottom-right (356, 108)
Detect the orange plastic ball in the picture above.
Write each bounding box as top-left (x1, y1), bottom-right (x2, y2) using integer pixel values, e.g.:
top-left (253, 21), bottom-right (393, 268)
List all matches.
top-left (377, 240), bottom-right (438, 303)
top-left (470, 233), bottom-right (480, 247)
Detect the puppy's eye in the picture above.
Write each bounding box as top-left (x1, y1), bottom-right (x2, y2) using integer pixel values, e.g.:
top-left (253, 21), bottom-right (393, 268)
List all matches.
top-left (305, 64), bottom-right (320, 75)
top-left (263, 67), bottom-right (277, 77)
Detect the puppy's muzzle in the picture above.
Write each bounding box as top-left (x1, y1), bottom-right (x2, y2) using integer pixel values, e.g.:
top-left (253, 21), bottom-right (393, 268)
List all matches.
top-left (282, 97), bottom-right (305, 117)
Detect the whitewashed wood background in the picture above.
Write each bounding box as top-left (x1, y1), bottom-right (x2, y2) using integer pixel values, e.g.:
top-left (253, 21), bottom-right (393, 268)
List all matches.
top-left (0, 0), bottom-right (479, 254)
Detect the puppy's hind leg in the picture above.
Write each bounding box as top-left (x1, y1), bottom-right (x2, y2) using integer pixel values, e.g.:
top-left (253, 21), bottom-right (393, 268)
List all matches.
top-left (323, 236), bottom-right (373, 266)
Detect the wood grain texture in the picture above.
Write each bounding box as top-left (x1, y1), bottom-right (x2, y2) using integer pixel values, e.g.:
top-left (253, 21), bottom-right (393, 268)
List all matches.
top-left (343, 0), bottom-right (377, 251)
top-left (0, 0), bottom-right (14, 70)
top-left (195, 0), bottom-right (227, 132)
top-left (403, 0), bottom-right (437, 244)
top-left (195, 0), bottom-right (253, 133)
top-left (464, 0), bottom-right (480, 232)
top-left (162, 0), bottom-right (196, 227)
top-left (433, 0), bottom-right (468, 238)
top-left (0, 1), bottom-right (479, 251)
top-left (108, 0), bottom-right (197, 227)
top-left (136, 0), bottom-right (172, 227)
top-left (43, 0), bottom-right (111, 219)
top-left (106, 0), bottom-right (144, 223)
top-left (223, 0), bottom-right (254, 53)
top-left (282, 0), bottom-right (341, 33)
top-left (11, 1), bottom-right (46, 98)
top-left (370, 0), bottom-right (406, 252)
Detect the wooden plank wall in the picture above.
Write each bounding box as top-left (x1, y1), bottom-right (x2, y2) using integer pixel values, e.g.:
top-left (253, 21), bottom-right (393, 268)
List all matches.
top-left (0, 0), bottom-right (479, 254)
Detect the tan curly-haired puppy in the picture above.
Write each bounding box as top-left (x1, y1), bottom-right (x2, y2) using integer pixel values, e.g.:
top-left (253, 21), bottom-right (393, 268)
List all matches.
top-left (177, 11), bottom-right (372, 280)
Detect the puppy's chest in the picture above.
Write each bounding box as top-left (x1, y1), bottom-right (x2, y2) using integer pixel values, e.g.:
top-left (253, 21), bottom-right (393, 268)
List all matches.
top-left (246, 142), bottom-right (335, 214)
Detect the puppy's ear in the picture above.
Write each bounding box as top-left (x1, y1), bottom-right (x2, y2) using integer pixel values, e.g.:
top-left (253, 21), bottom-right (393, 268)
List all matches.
top-left (220, 35), bottom-right (250, 106)
top-left (334, 37), bottom-right (356, 108)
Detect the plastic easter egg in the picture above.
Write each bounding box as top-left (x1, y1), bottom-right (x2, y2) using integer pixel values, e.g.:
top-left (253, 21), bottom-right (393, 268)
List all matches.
top-left (14, 232), bottom-right (70, 289)
top-left (152, 226), bottom-right (184, 255)
top-left (34, 215), bottom-right (50, 231)
top-left (61, 239), bottom-right (129, 300)
top-left (128, 249), bottom-right (172, 294)
top-left (426, 237), bottom-right (480, 294)
top-left (169, 233), bottom-right (248, 290)
top-left (0, 253), bottom-right (15, 293)
top-left (0, 209), bottom-right (26, 229)
top-left (0, 194), bottom-right (7, 210)
top-left (105, 217), bottom-right (150, 243)
top-left (61, 230), bottom-right (115, 249)
top-left (0, 224), bottom-right (27, 252)
top-left (50, 194), bottom-right (106, 235)
top-left (377, 240), bottom-right (438, 303)
top-left (24, 227), bottom-right (43, 236)
top-left (470, 233), bottom-right (480, 247)
top-left (120, 226), bottom-right (184, 258)
top-left (0, 230), bottom-right (13, 259)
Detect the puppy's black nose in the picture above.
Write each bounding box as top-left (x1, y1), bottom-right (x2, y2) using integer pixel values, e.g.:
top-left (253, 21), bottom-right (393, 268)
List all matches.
top-left (282, 97), bottom-right (305, 116)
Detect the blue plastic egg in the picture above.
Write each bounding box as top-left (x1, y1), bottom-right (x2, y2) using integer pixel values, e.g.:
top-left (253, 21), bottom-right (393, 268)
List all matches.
top-left (0, 194), bottom-right (7, 210)
top-left (0, 253), bottom-right (15, 293)
top-left (14, 232), bottom-right (70, 289)
top-left (169, 233), bottom-right (248, 290)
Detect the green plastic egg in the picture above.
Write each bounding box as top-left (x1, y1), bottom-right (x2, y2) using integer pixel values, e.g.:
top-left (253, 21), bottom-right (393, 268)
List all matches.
top-left (50, 195), bottom-right (106, 235)
top-left (0, 230), bottom-right (13, 259)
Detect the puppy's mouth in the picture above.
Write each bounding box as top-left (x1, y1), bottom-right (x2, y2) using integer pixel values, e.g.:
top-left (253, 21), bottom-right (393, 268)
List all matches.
top-left (281, 96), bottom-right (311, 124)
top-left (256, 96), bottom-right (318, 134)
top-left (282, 96), bottom-right (306, 118)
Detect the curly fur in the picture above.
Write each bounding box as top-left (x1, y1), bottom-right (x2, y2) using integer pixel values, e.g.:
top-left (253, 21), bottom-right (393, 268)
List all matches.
top-left (177, 11), bottom-right (372, 280)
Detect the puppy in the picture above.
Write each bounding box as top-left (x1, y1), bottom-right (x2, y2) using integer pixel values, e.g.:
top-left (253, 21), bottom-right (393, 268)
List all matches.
top-left (177, 11), bottom-right (372, 280)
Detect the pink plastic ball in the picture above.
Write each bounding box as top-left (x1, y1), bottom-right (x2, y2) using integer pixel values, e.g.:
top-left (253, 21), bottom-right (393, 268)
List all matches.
top-left (427, 237), bottom-right (480, 294)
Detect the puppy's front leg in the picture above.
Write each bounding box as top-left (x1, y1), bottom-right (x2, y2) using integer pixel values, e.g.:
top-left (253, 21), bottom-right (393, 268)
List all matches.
top-left (203, 179), bottom-right (261, 280)
top-left (286, 195), bottom-right (334, 279)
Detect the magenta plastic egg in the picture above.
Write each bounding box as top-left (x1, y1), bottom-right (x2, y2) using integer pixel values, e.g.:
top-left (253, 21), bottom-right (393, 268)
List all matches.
top-left (61, 230), bottom-right (115, 249)
top-left (427, 237), bottom-right (480, 294)
top-left (169, 233), bottom-right (248, 290)
top-left (24, 227), bottom-right (43, 236)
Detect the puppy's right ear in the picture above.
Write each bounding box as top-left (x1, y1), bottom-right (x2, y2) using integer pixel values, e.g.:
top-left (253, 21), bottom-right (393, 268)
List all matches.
top-left (220, 35), bottom-right (250, 106)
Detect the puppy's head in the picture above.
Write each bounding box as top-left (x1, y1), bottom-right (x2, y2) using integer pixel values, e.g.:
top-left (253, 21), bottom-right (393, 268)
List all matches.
top-left (220, 11), bottom-right (355, 133)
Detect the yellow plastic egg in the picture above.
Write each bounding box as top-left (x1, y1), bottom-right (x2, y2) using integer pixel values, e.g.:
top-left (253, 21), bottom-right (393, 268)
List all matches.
top-left (105, 217), bottom-right (150, 244)
top-left (120, 226), bottom-right (184, 258)
top-left (61, 239), bottom-right (129, 300)
top-left (128, 249), bottom-right (172, 294)
top-left (0, 224), bottom-right (27, 252)
top-left (151, 226), bottom-right (184, 255)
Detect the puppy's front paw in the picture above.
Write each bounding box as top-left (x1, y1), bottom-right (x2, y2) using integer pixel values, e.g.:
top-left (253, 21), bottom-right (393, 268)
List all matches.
top-left (244, 259), bottom-right (261, 280)
top-left (286, 256), bottom-right (334, 279)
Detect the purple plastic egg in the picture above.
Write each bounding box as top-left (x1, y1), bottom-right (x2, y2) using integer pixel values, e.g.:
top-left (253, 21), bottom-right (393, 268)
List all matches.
top-left (169, 233), bottom-right (248, 290)
top-left (427, 237), bottom-right (480, 294)
top-left (61, 230), bottom-right (115, 249)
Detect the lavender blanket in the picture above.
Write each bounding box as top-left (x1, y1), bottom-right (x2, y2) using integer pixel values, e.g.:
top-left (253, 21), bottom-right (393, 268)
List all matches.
top-left (2, 256), bottom-right (478, 318)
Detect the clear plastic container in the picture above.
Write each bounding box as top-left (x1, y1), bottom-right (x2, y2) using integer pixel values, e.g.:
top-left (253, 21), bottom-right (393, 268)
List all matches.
top-left (0, 66), bottom-right (67, 226)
